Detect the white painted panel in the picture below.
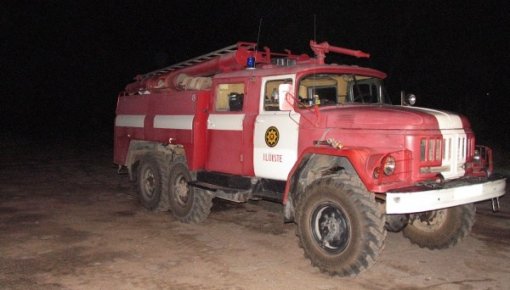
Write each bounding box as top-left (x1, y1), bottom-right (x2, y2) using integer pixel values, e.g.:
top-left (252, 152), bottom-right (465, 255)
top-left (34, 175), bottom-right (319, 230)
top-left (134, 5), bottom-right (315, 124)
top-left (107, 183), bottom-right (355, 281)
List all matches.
top-left (440, 130), bottom-right (467, 179)
top-left (411, 107), bottom-right (463, 129)
top-left (115, 115), bottom-right (145, 128)
top-left (386, 177), bottom-right (506, 214)
top-left (154, 115), bottom-right (193, 130)
top-left (208, 114), bottom-right (245, 131)
top-left (412, 107), bottom-right (467, 179)
top-left (254, 75), bottom-right (299, 181)
top-left (253, 113), bottom-right (301, 180)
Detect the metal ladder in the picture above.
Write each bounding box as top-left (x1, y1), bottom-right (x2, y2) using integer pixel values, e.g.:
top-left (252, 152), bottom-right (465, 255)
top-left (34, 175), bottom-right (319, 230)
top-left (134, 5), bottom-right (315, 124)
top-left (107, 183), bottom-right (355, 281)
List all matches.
top-left (142, 43), bottom-right (252, 79)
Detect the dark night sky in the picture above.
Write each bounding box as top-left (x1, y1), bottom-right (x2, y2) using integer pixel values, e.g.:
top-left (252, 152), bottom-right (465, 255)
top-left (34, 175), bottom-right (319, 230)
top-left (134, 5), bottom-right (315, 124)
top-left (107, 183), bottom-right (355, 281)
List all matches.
top-left (1, 1), bottom-right (509, 149)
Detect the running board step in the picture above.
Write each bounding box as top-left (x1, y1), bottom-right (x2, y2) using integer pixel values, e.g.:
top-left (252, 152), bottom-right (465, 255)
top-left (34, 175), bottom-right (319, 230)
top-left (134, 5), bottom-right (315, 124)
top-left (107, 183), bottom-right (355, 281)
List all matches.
top-left (188, 181), bottom-right (252, 203)
top-left (188, 181), bottom-right (239, 193)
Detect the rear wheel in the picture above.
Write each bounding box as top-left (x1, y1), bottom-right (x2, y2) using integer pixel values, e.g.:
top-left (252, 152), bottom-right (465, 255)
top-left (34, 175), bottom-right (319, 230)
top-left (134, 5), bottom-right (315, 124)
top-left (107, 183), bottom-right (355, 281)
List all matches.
top-left (403, 204), bottom-right (476, 249)
top-left (137, 156), bottom-right (165, 211)
top-left (168, 162), bottom-right (212, 223)
top-left (296, 175), bottom-right (386, 276)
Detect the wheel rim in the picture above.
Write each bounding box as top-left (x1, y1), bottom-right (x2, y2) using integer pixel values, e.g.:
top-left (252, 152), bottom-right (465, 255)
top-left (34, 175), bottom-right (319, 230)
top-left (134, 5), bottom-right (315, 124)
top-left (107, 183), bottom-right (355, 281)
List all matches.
top-left (412, 209), bottom-right (447, 232)
top-left (311, 202), bottom-right (350, 253)
top-left (174, 174), bottom-right (190, 206)
top-left (142, 167), bottom-right (156, 198)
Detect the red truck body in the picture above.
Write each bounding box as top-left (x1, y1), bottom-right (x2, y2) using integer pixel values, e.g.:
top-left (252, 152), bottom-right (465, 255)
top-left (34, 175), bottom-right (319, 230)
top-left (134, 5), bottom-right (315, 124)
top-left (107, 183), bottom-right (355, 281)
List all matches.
top-left (114, 41), bottom-right (506, 276)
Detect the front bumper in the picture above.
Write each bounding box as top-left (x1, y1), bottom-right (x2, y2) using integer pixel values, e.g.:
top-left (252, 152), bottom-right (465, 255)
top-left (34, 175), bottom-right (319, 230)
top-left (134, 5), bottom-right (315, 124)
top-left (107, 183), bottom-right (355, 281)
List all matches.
top-left (386, 175), bottom-right (506, 214)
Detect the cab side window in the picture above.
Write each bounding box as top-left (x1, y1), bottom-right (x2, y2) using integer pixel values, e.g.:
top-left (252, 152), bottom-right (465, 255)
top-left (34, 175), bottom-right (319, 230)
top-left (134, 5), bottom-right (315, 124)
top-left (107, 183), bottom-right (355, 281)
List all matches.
top-left (215, 83), bottom-right (245, 112)
top-left (264, 79), bottom-right (292, 111)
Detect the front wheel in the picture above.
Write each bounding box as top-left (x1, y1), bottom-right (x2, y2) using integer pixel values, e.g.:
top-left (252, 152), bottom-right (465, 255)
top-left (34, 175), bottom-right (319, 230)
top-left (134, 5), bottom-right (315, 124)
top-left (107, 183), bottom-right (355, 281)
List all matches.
top-left (403, 204), bottom-right (476, 249)
top-left (296, 175), bottom-right (386, 277)
top-left (167, 162), bottom-right (212, 223)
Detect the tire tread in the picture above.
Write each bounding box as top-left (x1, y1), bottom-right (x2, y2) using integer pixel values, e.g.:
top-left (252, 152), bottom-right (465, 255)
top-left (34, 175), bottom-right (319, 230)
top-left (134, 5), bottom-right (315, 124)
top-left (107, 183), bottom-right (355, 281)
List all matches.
top-left (295, 173), bottom-right (386, 276)
top-left (168, 162), bottom-right (212, 224)
top-left (403, 203), bottom-right (476, 249)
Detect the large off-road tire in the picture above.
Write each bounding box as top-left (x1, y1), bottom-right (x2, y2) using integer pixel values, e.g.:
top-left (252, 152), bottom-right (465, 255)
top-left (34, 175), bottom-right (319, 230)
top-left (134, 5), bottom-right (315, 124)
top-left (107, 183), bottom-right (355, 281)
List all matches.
top-left (137, 155), bottom-right (168, 211)
top-left (296, 175), bottom-right (386, 277)
top-left (168, 162), bottom-right (212, 223)
top-left (402, 203), bottom-right (476, 249)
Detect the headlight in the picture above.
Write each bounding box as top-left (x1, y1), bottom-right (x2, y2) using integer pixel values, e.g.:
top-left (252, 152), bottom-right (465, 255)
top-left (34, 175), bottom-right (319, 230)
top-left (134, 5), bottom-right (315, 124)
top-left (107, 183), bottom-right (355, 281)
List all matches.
top-left (383, 156), bottom-right (396, 176)
top-left (373, 155), bottom-right (397, 179)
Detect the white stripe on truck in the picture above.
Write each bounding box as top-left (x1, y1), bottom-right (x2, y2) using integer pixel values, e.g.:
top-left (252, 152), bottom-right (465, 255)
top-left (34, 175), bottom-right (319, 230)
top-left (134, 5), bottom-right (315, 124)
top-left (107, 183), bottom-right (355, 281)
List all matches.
top-left (154, 115), bottom-right (193, 130)
top-left (207, 114), bottom-right (245, 131)
top-left (115, 115), bottom-right (145, 128)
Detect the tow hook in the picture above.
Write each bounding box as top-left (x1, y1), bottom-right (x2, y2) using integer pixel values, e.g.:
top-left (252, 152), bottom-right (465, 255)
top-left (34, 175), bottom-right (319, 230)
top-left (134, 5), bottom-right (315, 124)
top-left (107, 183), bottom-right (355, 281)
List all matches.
top-left (491, 197), bottom-right (500, 212)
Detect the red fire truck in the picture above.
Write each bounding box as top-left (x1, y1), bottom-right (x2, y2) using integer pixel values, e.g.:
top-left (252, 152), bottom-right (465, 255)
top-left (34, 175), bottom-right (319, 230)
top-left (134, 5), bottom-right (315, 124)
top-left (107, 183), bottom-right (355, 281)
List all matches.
top-left (114, 41), bottom-right (506, 276)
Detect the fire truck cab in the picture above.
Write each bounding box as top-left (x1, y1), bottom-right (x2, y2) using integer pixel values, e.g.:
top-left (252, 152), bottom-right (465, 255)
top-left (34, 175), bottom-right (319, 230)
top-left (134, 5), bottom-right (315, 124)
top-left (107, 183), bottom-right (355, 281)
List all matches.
top-left (114, 41), bottom-right (506, 276)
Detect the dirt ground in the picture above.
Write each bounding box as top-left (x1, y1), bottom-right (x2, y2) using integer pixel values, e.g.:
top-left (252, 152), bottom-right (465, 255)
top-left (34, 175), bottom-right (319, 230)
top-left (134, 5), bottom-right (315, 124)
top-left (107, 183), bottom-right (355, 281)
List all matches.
top-left (1, 141), bottom-right (509, 290)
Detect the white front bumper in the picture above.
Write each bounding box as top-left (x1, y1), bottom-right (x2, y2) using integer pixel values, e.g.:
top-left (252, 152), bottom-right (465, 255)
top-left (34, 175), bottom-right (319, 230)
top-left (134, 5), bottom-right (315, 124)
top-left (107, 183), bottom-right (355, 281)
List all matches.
top-left (386, 177), bottom-right (506, 214)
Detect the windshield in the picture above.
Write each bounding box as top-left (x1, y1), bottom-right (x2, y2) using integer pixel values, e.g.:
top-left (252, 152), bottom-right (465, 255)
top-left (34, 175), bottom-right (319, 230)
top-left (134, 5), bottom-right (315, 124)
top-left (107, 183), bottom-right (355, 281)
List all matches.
top-left (297, 73), bottom-right (391, 107)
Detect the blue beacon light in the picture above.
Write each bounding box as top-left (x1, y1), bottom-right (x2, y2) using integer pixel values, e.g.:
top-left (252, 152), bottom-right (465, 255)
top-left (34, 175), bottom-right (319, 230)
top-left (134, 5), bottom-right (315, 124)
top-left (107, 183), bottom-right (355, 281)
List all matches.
top-left (246, 55), bottom-right (256, 69)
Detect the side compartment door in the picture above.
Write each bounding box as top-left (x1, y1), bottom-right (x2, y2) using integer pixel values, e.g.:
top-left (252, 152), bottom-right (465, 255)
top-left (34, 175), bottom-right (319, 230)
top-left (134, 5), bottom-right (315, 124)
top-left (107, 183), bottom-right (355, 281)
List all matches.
top-left (254, 75), bottom-right (300, 180)
top-left (205, 81), bottom-right (246, 175)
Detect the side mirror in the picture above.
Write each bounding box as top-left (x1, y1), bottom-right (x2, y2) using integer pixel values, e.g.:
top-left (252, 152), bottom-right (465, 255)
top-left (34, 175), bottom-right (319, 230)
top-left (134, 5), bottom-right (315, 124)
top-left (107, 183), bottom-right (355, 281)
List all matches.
top-left (278, 83), bottom-right (294, 111)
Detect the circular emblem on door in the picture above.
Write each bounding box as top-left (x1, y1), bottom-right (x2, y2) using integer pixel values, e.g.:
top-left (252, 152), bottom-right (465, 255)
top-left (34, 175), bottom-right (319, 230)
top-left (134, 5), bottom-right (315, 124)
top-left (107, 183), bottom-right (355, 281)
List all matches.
top-left (265, 126), bottom-right (279, 147)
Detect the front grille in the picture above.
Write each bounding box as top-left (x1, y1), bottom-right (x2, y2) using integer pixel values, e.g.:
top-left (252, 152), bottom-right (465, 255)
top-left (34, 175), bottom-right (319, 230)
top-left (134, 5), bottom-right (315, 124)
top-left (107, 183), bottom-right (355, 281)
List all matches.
top-left (441, 133), bottom-right (469, 179)
top-left (419, 133), bottom-right (469, 179)
top-left (442, 135), bottom-right (467, 163)
top-left (420, 137), bottom-right (442, 162)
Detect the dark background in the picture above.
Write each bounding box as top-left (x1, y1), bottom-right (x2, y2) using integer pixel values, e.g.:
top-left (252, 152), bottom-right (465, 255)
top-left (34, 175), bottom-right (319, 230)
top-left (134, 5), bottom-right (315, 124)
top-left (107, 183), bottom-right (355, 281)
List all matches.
top-left (1, 1), bottom-right (509, 151)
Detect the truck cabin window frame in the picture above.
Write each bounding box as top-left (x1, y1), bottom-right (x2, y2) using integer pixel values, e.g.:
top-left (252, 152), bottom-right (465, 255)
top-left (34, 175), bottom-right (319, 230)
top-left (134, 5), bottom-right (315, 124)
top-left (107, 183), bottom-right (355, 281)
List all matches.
top-left (263, 78), bottom-right (293, 111)
top-left (297, 73), bottom-right (391, 108)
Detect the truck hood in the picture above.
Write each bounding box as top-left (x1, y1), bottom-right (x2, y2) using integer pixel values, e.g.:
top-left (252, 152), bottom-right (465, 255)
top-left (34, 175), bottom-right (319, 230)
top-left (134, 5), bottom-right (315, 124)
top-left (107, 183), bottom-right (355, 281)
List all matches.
top-left (320, 105), bottom-right (471, 131)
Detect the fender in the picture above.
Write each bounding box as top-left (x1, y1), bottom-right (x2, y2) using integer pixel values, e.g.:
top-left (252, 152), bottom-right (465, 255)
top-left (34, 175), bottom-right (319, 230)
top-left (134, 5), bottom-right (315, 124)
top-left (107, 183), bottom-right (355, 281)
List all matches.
top-left (125, 140), bottom-right (186, 181)
top-left (282, 145), bottom-right (395, 222)
top-left (284, 146), bottom-right (381, 201)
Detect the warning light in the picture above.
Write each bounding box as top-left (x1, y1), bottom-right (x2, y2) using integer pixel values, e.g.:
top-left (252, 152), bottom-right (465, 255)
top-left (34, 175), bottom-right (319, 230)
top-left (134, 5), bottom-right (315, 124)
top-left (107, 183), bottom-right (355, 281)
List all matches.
top-left (246, 56), bottom-right (256, 69)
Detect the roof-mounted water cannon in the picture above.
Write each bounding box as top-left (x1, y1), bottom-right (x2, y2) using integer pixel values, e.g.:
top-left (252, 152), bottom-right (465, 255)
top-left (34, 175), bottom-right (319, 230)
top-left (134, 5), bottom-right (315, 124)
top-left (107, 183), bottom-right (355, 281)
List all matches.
top-left (309, 40), bottom-right (370, 65)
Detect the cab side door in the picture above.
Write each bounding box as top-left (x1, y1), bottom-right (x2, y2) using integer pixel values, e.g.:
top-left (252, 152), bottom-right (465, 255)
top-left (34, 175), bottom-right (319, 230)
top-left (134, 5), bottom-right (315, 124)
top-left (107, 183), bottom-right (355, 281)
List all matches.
top-left (253, 75), bottom-right (300, 180)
